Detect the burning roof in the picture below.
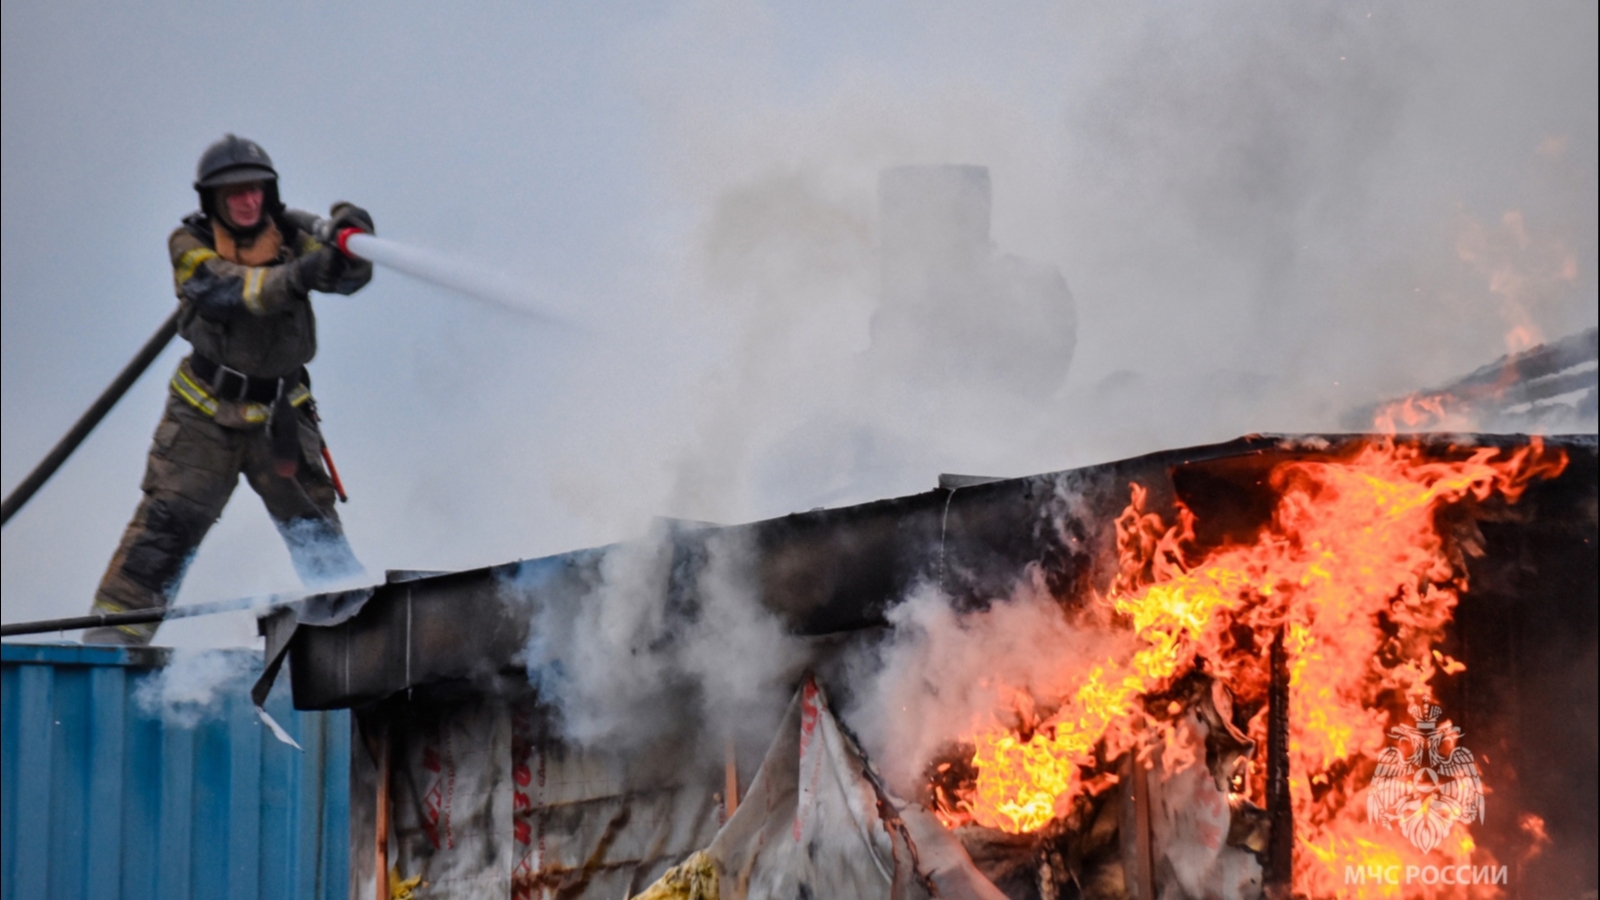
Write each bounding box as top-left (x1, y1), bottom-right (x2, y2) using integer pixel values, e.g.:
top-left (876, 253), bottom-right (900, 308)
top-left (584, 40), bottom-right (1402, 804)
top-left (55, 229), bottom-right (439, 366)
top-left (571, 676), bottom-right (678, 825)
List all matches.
top-left (1347, 327), bottom-right (1598, 434)
top-left (268, 432), bottom-right (1596, 899)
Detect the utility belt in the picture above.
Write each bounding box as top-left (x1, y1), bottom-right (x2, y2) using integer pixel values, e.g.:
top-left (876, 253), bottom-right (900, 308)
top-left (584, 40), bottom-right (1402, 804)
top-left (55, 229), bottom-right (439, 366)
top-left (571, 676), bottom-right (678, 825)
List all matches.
top-left (167, 355), bottom-right (340, 485)
top-left (172, 354), bottom-right (311, 425)
top-left (188, 354), bottom-right (306, 403)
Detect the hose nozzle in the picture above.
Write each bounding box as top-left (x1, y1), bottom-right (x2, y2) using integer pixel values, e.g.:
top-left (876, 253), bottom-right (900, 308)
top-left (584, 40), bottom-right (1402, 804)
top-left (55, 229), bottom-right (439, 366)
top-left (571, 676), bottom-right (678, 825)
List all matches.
top-left (301, 214), bottom-right (367, 259)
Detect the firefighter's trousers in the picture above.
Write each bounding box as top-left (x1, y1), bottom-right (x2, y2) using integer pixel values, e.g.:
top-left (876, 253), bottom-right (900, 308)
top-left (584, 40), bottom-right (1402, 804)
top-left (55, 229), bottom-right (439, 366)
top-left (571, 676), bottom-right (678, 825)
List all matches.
top-left (85, 393), bottom-right (361, 644)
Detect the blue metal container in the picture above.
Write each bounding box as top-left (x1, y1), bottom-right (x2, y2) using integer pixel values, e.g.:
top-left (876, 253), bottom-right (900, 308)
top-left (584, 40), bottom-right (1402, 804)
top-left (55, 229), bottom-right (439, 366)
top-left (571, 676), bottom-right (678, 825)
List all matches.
top-left (1, 643), bottom-right (348, 900)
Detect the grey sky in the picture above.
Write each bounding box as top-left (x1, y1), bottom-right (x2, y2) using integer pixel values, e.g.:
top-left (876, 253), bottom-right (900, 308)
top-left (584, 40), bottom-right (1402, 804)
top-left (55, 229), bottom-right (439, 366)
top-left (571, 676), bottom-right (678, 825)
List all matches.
top-left (4, 0), bottom-right (1595, 645)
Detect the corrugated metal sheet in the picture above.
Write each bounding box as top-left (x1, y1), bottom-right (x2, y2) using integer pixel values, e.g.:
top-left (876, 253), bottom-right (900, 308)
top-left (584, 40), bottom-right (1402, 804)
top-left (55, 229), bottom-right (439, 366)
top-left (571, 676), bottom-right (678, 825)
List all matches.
top-left (1, 642), bottom-right (349, 900)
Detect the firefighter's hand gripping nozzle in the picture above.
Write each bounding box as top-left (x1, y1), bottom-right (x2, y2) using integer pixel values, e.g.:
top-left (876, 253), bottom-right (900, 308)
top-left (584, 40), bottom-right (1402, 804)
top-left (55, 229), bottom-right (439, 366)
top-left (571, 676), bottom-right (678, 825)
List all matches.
top-left (299, 203), bottom-right (375, 260)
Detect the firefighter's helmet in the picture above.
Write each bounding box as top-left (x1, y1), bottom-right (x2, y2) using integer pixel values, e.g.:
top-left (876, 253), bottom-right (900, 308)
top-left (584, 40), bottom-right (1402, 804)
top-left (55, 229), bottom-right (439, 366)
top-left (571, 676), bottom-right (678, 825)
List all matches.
top-left (194, 135), bottom-right (282, 224)
top-left (195, 134), bottom-right (278, 189)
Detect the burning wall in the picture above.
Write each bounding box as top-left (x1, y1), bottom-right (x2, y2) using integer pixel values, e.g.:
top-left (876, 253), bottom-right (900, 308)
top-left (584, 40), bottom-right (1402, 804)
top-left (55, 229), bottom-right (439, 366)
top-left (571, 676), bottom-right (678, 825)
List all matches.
top-left (893, 436), bottom-right (1586, 899)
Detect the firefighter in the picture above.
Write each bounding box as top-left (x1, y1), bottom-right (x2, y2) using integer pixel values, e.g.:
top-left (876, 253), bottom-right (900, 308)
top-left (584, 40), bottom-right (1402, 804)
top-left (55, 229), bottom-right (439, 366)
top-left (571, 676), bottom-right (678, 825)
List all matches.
top-left (84, 135), bottom-right (374, 644)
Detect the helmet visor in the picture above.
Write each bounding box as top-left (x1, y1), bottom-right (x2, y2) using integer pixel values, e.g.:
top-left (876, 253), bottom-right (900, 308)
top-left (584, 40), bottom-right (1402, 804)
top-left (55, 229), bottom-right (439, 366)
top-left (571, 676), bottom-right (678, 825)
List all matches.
top-left (197, 164), bottom-right (277, 189)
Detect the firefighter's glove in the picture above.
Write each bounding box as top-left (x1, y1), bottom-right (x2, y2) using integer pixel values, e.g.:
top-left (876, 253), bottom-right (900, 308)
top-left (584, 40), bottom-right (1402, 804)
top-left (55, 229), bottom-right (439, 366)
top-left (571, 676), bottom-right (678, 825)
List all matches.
top-left (289, 246), bottom-right (341, 294)
top-left (329, 202), bottom-right (374, 236)
top-left (321, 203), bottom-right (375, 295)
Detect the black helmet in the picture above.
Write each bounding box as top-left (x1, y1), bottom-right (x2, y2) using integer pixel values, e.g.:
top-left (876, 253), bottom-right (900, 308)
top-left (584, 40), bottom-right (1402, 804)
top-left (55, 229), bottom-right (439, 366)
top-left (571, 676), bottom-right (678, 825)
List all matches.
top-left (195, 134), bottom-right (277, 189)
top-left (194, 134), bottom-right (283, 229)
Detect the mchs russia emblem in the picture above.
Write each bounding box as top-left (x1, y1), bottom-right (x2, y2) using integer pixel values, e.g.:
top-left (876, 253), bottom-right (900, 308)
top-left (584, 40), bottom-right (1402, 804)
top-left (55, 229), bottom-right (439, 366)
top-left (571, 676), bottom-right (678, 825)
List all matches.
top-left (1367, 698), bottom-right (1485, 854)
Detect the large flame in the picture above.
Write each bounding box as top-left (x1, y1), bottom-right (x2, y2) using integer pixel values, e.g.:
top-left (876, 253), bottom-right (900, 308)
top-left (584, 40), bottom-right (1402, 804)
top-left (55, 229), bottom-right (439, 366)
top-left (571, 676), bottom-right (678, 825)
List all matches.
top-left (937, 437), bottom-right (1565, 895)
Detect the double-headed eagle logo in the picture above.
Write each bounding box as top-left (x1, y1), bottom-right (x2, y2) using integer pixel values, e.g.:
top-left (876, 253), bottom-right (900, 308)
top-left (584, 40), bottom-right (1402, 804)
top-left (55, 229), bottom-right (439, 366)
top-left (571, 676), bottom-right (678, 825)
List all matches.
top-left (1367, 698), bottom-right (1485, 854)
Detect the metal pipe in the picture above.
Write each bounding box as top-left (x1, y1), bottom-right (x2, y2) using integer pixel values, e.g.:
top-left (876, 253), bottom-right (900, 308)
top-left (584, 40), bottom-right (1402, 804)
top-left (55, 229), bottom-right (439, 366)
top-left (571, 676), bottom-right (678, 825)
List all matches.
top-left (1, 307), bottom-right (181, 527)
top-left (2, 609), bottom-right (173, 638)
top-left (0, 589), bottom-right (308, 637)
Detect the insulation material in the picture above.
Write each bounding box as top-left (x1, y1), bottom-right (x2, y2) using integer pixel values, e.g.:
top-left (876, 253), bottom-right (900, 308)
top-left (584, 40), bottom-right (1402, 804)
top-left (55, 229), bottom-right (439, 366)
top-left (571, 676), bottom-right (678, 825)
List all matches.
top-left (1145, 698), bottom-right (1263, 900)
top-left (898, 804), bottom-right (1014, 900)
top-left (634, 851), bottom-right (719, 900)
top-left (658, 677), bottom-right (1006, 900)
top-left (508, 715), bottom-right (723, 900)
top-left (389, 695), bottom-right (516, 899)
top-left (1147, 752), bottom-right (1262, 900)
top-left (711, 678), bottom-right (923, 898)
top-left (353, 691), bottom-right (723, 900)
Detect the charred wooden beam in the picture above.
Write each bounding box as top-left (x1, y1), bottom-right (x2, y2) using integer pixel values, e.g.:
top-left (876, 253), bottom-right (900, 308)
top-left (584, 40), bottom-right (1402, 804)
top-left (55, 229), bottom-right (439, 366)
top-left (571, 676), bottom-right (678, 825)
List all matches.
top-left (724, 735), bottom-right (740, 818)
top-left (1264, 626), bottom-right (1293, 895)
top-left (374, 722), bottom-right (391, 900)
top-left (1118, 752), bottom-right (1156, 900)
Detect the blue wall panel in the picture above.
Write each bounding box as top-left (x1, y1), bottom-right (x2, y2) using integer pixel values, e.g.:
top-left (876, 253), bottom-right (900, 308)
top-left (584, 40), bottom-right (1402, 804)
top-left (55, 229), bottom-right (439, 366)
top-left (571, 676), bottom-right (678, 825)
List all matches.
top-left (0, 643), bottom-right (349, 900)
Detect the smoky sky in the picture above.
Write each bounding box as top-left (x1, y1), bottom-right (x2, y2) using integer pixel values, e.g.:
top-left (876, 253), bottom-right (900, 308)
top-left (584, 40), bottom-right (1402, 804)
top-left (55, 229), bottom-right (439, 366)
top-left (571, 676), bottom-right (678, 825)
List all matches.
top-left (3, 0), bottom-right (1595, 646)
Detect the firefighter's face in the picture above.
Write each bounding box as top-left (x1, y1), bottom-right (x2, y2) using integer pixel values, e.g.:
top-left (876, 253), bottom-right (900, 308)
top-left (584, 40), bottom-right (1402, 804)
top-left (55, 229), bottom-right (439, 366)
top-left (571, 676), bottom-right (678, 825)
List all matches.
top-left (219, 183), bottom-right (265, 228)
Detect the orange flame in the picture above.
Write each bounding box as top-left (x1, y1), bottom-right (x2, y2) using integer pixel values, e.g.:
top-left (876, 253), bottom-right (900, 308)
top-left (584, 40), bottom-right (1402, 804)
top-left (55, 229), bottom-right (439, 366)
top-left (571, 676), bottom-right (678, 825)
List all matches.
top-left (1518, 813), bottom-right (1550, 861)
top-left (938, 437), bottom-right (1565, 896)
top-left (1371, 207), bottom-right (1582, 434)
top-left (1456, 208), bottom-right (1580, 356)
top-left (1372, 393), bottom-right (1462, 435)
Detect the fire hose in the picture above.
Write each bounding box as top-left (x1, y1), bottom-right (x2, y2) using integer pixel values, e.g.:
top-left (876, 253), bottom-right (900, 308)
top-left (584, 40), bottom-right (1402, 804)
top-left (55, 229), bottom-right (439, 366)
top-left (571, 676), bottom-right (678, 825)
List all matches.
top-left (1, 218), bottom-right (567, 527)
top-left (0, 309), bottom-right (180, 526)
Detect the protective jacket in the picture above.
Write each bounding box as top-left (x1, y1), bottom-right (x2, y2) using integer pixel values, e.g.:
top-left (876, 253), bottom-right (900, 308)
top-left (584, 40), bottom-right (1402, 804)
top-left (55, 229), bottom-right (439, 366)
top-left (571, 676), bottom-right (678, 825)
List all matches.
top-left (171, 208), bottom-right (371, 379)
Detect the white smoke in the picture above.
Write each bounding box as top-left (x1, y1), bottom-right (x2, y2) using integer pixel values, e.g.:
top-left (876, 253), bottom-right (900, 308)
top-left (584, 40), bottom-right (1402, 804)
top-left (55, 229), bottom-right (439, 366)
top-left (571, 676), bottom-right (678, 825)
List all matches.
top-left (678, 532), bottom-right (809, 747)
top-left (516, 522), bottom-right (805, 754)
top-left (845, 583), bottom-right (1129, 797)
top-left (606, 0), bottom-right (1599, 530)
top-left (132, 647), bottom-right (256, 729)
top-left (4, 1), bottom-right (1591, 655)
top-left (275, 517), bottom-right (369, 589)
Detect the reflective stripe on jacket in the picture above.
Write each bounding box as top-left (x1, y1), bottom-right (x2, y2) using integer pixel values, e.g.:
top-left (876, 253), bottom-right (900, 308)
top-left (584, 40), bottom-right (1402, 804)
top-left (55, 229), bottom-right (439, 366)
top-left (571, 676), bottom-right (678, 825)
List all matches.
top-left (169, 362), bottom-right (312, 426)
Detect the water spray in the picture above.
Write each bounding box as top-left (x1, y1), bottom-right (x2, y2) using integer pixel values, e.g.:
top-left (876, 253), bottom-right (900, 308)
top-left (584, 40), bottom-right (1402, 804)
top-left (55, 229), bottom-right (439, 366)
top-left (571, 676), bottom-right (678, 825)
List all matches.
top-left (313, 218), bottom-right (573, 326)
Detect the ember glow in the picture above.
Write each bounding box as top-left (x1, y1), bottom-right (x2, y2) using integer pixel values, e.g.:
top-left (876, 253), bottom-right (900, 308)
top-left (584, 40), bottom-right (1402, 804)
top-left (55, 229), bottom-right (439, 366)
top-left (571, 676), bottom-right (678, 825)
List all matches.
top-left (935, 437), bottom-right (1566, 894)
